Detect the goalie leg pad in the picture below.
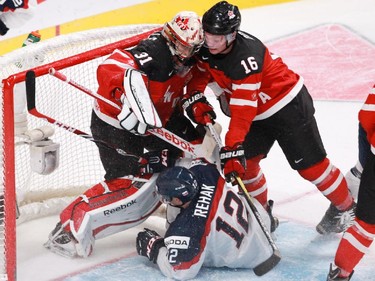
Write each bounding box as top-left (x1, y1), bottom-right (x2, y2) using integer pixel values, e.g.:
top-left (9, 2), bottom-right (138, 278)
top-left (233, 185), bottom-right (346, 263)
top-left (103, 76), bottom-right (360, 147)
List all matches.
top-left (57, 175), bottom-right (161, 257)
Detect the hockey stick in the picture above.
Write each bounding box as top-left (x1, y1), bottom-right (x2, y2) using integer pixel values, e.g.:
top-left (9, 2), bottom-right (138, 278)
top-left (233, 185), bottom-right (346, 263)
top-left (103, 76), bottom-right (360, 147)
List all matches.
top-left (48, 68), bottom-right (199, 157)
top-left (204, 116), bottom-right (281, 276)
top-left (25, 70), bottom-right (145, 164)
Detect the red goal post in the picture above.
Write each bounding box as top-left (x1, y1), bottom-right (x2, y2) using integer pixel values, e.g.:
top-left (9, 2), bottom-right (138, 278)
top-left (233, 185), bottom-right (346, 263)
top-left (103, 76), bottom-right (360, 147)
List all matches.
top-left (0, 24), bottom-right (161, 281)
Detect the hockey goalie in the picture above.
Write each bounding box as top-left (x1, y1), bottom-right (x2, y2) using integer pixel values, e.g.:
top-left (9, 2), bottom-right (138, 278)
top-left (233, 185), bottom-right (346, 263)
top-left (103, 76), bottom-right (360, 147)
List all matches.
top-left (43, 11), bottom-right (216, 258)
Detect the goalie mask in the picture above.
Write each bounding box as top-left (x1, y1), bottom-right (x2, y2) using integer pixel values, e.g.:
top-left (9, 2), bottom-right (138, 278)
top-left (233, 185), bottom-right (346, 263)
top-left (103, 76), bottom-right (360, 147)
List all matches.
top-left (156, 166), bottom-right (199, 205)
top-left (162, 11), bottom-right (204, 61)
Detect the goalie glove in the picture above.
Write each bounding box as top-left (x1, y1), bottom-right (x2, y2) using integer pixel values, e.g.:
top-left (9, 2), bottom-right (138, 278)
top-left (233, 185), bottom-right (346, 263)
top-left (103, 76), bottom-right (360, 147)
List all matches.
top-left (136, 228), bottom-right (165, 263)
top-left (118, 94), bottom-right (148, 135)
top-left (182, 91), bottom-right (216, 125)
top-left (220, 144), bottom-right (246, 182)
top-left (118, 69), bottom-right (162, 135)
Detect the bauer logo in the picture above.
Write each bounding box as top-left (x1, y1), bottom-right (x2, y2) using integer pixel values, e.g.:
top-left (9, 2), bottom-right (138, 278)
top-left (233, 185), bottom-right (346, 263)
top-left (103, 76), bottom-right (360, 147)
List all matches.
top-left (164, 236), bottom-right (190, 249)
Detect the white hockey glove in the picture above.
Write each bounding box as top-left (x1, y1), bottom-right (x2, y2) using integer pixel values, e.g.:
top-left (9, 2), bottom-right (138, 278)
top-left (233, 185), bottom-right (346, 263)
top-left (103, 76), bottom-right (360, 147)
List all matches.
top-left (117, 69), bottom-right (162, 136)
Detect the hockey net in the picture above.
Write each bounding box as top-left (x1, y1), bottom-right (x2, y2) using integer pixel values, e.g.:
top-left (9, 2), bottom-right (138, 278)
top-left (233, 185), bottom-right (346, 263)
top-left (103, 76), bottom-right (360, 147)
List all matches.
top-left (0, 24), bottom-right (161, 281)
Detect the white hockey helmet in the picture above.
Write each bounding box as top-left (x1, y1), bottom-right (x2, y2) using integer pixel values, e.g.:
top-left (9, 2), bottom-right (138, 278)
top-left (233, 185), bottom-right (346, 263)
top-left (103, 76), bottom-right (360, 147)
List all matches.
top-left (162, 11), bottom-right (204, 60)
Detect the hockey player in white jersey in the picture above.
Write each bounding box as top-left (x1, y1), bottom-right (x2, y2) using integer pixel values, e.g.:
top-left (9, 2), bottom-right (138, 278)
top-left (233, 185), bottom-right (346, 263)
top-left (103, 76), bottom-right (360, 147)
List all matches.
top-left (136, 158), bottom-right (278, 280)
top-left (0, 0), bottom-right (37, 36)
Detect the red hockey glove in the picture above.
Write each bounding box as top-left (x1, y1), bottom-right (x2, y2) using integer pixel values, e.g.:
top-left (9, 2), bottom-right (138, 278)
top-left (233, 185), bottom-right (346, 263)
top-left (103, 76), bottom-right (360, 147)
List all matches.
top-left (220, 144), bottom-right (246, 182)
top-left (136, 228), bottom-right (165, 263)
top-left (182, 91), bottom-right (216, 125)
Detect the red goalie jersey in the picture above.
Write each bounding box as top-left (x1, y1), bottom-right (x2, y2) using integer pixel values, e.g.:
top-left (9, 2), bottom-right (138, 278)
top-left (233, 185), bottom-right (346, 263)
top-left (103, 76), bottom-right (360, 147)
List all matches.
top-left (94, 31), bottom-right (198, 129)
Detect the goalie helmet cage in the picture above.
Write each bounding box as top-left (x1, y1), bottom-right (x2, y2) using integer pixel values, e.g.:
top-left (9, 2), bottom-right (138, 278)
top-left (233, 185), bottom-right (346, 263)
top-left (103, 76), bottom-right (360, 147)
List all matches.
top-left (0, 24), bottom-right (161, 281)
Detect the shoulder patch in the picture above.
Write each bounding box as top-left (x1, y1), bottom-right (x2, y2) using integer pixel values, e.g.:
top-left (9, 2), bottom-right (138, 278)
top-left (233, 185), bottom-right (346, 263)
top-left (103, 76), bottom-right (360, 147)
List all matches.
top-left (165, 235), bottom-right (190, 249)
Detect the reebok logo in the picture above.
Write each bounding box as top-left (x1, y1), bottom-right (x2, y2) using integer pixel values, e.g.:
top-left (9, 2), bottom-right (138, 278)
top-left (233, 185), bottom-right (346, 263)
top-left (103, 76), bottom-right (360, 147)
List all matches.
top-left (103, 199), bottom-right (136, 216)
top-left (149, 128), bottom-right (195, 154)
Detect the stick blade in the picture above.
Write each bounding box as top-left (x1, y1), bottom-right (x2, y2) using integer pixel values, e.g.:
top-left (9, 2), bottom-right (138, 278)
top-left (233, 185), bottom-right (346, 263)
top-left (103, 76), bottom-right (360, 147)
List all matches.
top-left (253, 250), bottom-right (281, 276)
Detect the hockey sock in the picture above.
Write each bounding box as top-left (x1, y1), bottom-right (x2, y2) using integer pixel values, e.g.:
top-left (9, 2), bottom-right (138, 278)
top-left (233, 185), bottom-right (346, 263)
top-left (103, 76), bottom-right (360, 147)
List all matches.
top-left (242, 155), bottom-right (268, 207)
top-left (334, 218), bottom-right (375, 275)
top-left (298, 158), bottom-right (353, 210)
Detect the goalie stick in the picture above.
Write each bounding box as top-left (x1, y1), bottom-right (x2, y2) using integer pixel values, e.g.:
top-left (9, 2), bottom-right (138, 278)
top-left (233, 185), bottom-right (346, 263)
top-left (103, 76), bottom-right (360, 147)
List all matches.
top-left (25, 70), bottom-right (145, 165)
top-left (204, 116), bottom-right (281, 276)
top-left (48, 68), bottom-right (203, 158)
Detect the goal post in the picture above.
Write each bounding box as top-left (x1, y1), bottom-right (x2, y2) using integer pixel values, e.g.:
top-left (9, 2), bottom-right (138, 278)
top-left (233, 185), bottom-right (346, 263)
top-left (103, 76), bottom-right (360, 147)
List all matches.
top-left (0, 24), bottom-right (161, 281)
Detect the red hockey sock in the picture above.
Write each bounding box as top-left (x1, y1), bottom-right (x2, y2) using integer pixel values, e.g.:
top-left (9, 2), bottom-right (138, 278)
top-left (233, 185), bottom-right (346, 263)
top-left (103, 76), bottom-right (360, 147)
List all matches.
top-left (298, 158), bottom-right (353, 210)
top-left (242, 155), bottom-right (268, 207)
top-left (334, 218), bottom-right (375, 275)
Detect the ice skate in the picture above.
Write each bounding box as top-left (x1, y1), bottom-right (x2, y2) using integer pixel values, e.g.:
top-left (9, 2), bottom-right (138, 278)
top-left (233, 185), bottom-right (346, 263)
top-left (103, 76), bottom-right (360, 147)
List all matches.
top-left (327, 264), bottom-right (353, 281)
top-left (44, 222), bottom-right (77, 258)
top-left (316, 202), bottom-right (356, 235)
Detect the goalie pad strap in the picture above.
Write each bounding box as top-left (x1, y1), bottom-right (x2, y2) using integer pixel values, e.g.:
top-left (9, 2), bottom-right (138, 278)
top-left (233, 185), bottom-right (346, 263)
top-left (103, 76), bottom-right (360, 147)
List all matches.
top-left (123, 69), bottom-right (162, 128)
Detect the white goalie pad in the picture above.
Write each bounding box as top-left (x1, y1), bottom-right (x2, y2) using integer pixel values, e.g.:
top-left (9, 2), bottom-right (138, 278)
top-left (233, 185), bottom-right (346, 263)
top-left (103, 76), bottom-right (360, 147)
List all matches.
top-left (69, 174), bottom-right (161, 257)
top-left (123, 68), bottom-right (162, 128)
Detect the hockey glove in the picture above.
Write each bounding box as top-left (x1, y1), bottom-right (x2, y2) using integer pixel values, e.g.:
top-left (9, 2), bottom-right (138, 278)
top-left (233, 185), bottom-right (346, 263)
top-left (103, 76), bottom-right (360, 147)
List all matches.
top-left (140, 149), bottom-right (176, 175)
top-left (136, 228), bottom-right (165, 263)
top-left (220, 144), bottom-right (246, 182)
top-left (117, 94), bottom-right (148, 135)
top-left (182, 91), bottom-right (216, 125)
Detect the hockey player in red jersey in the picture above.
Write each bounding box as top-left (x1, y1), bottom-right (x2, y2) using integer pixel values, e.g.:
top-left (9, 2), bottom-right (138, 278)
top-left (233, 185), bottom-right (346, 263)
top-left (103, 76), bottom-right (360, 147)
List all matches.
top-left (44, 11), bottom-right (206, 258)
top-left (136, 159), bottom-right (278, 280)
top-left (327, 84), bottom-right (375, 281)
top-left (184, 1), bottom-right (355, 234)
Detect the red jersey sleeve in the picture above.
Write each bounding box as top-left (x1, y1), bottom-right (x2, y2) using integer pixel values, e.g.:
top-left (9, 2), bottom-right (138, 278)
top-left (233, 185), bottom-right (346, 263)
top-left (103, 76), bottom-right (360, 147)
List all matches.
top-left (225, 74), bottom-right (260, 147)
top-left (358, 84), bottom-right (375, 153)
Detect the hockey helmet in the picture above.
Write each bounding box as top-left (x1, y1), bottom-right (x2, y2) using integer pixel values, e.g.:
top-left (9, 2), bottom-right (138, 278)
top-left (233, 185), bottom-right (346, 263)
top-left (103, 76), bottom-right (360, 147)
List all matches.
top-left (156, 166), bottom-right (199, 204)
top-left (202, 1), bottom-right (241, 35)
top-left (162, 11), bottom-right (204, 60)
